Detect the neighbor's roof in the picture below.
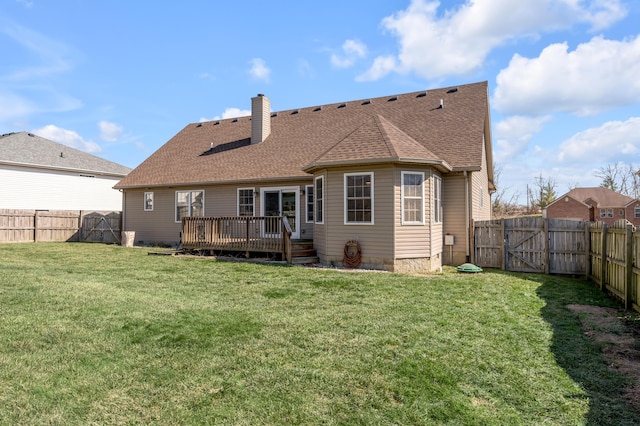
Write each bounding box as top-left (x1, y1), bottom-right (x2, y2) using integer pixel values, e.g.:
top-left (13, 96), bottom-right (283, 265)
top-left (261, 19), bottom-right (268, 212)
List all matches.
top-left (115, 81), bottom-right (492, 189)
top-left (562, 187), bottom-right (634, 207)
top-left (0, 131), bottom-right (131, 177)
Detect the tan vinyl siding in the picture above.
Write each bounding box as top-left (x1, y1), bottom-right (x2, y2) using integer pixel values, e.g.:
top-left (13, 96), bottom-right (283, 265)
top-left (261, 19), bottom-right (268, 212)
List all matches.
top-left (321, 165), bottom-right (394, 268)
top-left (442, 173), bottom-right (467, 265)
top-left (394, 166), bottom-right (431, 259)
top-left (471, 139), bottom-right (492, 221)
top-left (124, 179), bottom-right (313, 245)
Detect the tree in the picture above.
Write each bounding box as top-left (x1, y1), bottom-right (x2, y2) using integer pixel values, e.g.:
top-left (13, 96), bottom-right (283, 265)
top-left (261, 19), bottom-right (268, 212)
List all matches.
top-left (531, 174), bottom-right (557, 210)
top-left (491, 163), bottom-right (522, 218)
top-left (596, 162), bottom-right (640, 198)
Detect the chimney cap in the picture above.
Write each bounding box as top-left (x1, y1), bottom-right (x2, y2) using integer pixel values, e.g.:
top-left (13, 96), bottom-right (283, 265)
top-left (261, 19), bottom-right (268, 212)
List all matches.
top-left (257, 93), bottom-right (265, 97)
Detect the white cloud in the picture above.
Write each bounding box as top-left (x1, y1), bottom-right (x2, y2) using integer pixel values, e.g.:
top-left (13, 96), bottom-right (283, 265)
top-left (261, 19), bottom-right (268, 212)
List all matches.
top-left (248, 58), bottom-right (270, 82)
top-left (360, 0), bottom-right (627, 81)
top-left (199, 107), bottom-right (251, 122)
top-left (556, 117), bottom-right (640, 164)
top-left (494, 35), bottom-right (640, 116)
top-left (32, 124), bottom-right (101, 153)
top-left (493, 115), bottom-right (552, 162)
top-left (331, 39), bottom-right (367, 68)
top-left (98, 120), bottom-right (123, 142)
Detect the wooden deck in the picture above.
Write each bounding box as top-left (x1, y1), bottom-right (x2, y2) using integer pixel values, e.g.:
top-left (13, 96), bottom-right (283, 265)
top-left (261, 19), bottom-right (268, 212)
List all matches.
top-left (181, 216), bottom-right (292, 263)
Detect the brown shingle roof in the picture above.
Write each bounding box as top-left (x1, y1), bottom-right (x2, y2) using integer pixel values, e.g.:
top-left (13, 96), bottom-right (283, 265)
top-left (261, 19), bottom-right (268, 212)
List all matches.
top-left (115, 81), bottom-right (490, 189)
top-left (563, 187), bottom-right (634, 207)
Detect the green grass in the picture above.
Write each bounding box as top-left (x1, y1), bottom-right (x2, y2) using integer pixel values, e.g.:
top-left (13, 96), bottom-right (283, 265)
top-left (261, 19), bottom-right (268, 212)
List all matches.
top-left (0, 243), bottom-right (638, 425)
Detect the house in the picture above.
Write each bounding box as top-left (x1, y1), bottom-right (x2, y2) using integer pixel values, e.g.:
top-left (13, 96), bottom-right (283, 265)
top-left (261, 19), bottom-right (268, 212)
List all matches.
top-left (115, 81), bottom-right (495, 273)
top-left (0, 131), bottom-right (131, 211)
top-left (544, 187), bottom-right (640, 226)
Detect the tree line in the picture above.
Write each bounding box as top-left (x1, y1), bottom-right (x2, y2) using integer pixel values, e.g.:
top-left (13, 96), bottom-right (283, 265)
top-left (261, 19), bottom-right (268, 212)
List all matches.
top-left (493, 162), bottom-right (640, 218)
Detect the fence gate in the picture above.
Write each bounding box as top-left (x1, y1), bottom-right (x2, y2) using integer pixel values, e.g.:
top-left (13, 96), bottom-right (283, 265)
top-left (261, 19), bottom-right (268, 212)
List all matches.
top-left (504, 217), bottom-right (546, 273)
top-left (474, 217), bottom-right (588, 275)
top-left (81, 212), bottom-right (121, 244)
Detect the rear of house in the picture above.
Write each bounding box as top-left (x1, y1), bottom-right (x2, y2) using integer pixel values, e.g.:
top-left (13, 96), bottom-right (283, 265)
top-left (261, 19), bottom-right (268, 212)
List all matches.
top-left (116, 82), bottom-right (494, 272)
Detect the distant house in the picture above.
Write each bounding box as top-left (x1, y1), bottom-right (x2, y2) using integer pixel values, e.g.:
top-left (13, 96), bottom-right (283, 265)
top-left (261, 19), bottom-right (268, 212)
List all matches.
top-left (544, 187), bottom-right (640, 226)
top-left (0, 132), bottom-right (131, 211)
top-left (115, 81), bottom-right (495, 272)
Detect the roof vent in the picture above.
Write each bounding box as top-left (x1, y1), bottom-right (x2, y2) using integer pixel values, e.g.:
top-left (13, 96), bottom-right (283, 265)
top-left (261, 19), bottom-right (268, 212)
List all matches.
top-left (338, 103), bottom-right (347, 109)
top-left (416, 91), bottom-right (426, 98)
top-left (439, 99), bottom-right (444, 109)
top-left (361, 99), bottom-right (371, 105)
top-left (291, 109), bottom-right (299, 115)
top-left (214, 120), bottom-right (220, 125)
top-left (271, 112), bottom-right (278, 117)
top-left (388, 96), bottom-right (398, 102)
top-left (447, 87), bottom-right (458, 93)
top-left (313, 106), bottom-right (322, 112)
top-left (196, 123), bottom-right (202, 127)
top-left (232, 118), bottom-right (239, 123)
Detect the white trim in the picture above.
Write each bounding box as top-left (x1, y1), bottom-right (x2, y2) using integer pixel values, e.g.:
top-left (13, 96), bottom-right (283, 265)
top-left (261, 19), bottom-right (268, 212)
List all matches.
top-left (401, 171), bottom-right (425, 225)
top-left (260, 186), bottom-right (300, 239)
top-left (237, 187), bottom-right (255, 216)
top-left (344, 172), bottom-right (374, 225)
top-left (433, 176), bottom-right (442, 224)
top-left (305, 184), bottom-right (314, 223)
top-left (175, 189), bottom-right (205, 223)
top-left (314, 176), bottom-right (325, 225)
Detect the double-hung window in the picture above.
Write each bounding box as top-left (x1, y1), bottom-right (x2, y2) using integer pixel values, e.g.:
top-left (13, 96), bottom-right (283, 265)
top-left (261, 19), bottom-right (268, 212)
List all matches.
top-left (237, 188), bottom-right (255, 216)
top-left (433, 176), bottom-right (442, 224)
top-left (315, 176), bottom-right (324, 224)
top-left (635, 205), bottom-right (640, 219)
top-left (305, 185), bottom-right (314, 223)
top-left (401, 171), bottom-right (424, 225)
top-left (144, 192), bottom-right (154, 211)
top-left (344, 172), bottom-right (374, 224)
top-left (175, 190), bottom-right (204, 222)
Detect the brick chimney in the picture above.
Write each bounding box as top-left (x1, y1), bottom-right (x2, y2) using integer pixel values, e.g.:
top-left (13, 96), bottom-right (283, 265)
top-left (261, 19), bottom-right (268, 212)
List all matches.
top-left (251, 94), bottom-right (271, 144)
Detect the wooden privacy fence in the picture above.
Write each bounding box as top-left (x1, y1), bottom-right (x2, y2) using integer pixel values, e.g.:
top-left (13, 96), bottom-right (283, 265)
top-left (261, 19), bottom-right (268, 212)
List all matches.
top-left (0, 209), bottom-right (122, 244)
top-left (181, 216), bottom-right (292, 263)
top-left (474, 217), bottom-right (640, 312)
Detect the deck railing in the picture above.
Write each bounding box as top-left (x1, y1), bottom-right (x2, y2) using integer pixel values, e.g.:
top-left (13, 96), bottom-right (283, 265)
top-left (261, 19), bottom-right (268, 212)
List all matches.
top-left (181, 216), bottom-right (292, 262)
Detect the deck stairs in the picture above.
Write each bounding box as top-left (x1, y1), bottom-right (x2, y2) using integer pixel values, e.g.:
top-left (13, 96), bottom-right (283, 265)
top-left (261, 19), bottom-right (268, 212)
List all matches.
top-left (291, 240), bottom-right (319, 265)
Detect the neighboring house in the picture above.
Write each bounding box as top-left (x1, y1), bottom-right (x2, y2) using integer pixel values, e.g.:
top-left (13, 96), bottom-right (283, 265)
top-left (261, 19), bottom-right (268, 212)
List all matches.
top-left (544, 187), bottom-right (640, 227)
top-left (0, 132), bottom-right (131, 211)
top-left (115, 81), bottom-right (495, 272)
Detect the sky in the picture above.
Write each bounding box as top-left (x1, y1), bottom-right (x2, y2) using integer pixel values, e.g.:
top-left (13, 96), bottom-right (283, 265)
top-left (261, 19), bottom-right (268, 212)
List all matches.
top-left (1, 0), bottom-right (639, 204)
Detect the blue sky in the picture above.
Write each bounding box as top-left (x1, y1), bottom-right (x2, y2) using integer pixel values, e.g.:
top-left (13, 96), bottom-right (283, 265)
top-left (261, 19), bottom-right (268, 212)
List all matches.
top-left (1, 0), bottom-right (639, 204)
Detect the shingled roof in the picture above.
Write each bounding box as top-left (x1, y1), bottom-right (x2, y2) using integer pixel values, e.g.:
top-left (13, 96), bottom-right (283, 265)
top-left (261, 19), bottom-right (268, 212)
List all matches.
top-left (562, 187), bottom-right (635, 207)
top-left (0, 131), bottom-right (131, 176)
top-left (115, 81), bottom-right (492, 189)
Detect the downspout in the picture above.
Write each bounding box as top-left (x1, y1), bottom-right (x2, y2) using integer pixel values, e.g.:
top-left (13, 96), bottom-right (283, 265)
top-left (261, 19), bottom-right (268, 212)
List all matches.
top-left (464, 171), bottom-right (470, 263)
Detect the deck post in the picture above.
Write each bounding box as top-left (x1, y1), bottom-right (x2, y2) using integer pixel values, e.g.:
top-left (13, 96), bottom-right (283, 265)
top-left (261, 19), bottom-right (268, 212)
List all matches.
top-left (246, 217), bottom-right (250, 258)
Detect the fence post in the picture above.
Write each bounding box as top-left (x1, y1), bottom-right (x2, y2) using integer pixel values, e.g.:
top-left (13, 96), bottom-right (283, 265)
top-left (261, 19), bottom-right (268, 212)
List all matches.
top-left (34, 210), bottom-right (39, 243)
top-left (626, 222), bottom-right (633, 310)
top-left (585, 222), bottom-right (591, 279)
top-left (544, 218), bottom-right (550, 274)
top-left (501, 219), bottom-right (506, 270)
top-left (600, 223), bottom-right (607, 291)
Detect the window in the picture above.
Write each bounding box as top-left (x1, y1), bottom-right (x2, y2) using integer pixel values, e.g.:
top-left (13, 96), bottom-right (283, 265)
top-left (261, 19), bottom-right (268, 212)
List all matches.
top-left (315, 176), bottom-right (324, 224)
top-left (144, 192), bottom-right (154, 211)
top-left (635, 205), bottom-right (640, 218)
top-left (433, 176), bottom-right (442, 223)
top-left (344, 172), bottom-right (374, 224)
top-left (237, 188), bottom-right (255, 216)
top-left (619, 209), bottom-right (624, 216)
top-left (305, 185), bottom-right (314, 223)
top-left (607, 208), bottom-right (614, 218)
top-left (401, 171), bottom-right (424, 225)
top-left (600, 209), bottom-right (606, 218)
top-left (175, 190), bottom-right (204, 222)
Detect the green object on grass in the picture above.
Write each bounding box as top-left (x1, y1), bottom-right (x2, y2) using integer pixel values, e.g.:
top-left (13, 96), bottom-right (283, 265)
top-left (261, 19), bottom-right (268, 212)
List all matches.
top-left (456, 263), bottom-right (483, 273)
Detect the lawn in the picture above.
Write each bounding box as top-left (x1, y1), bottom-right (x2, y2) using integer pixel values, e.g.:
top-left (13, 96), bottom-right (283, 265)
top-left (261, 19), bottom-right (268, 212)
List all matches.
top-left (0, 243), bottom-right (638, 425)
